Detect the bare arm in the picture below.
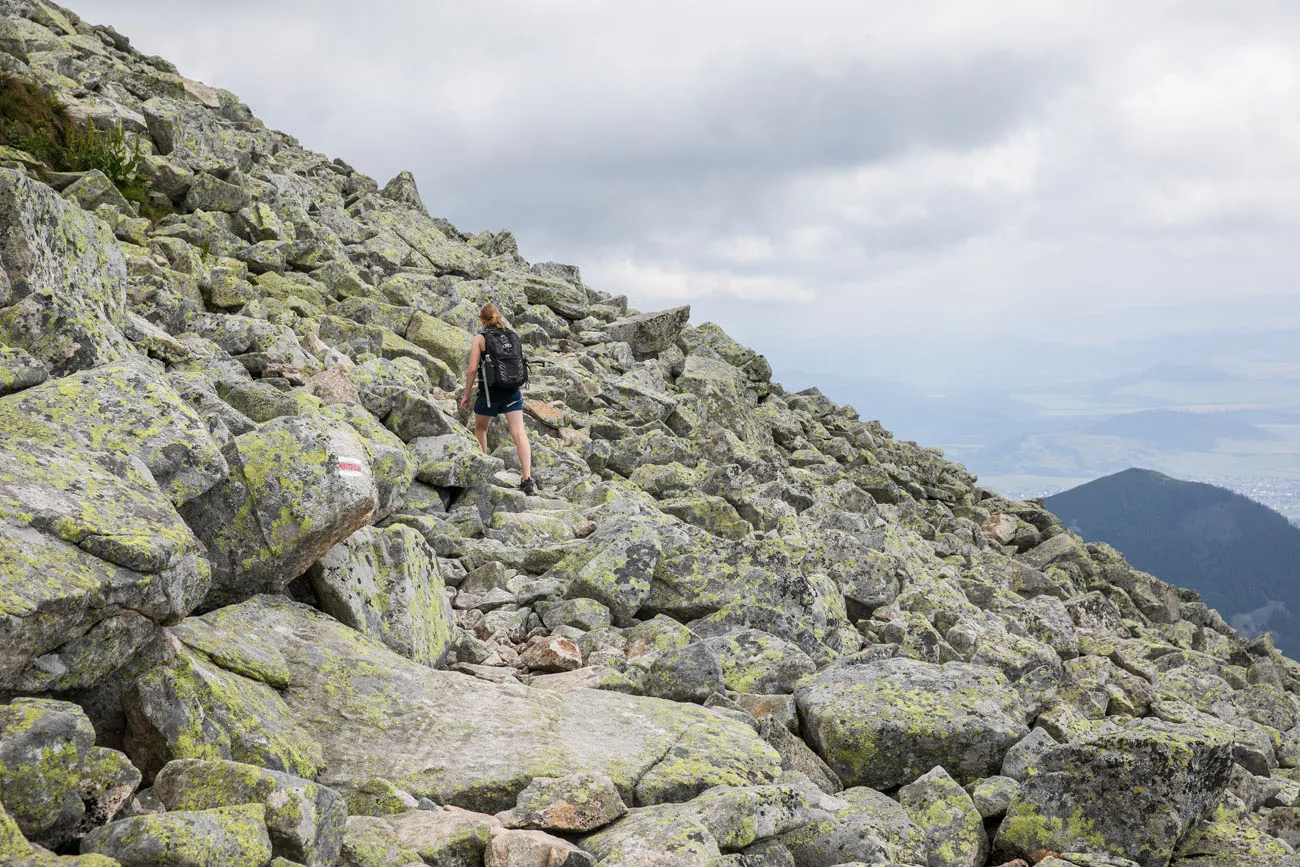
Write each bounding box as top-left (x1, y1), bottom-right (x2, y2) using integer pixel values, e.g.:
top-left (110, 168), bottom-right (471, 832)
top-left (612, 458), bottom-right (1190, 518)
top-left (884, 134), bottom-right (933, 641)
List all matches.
top-left (460, 335), bottom-right (484, 409)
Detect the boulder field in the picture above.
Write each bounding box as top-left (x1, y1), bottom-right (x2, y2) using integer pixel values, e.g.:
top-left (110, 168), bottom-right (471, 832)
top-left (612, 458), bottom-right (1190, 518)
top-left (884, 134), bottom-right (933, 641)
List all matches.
top-left (2, 3), bottom-right (1300, 866)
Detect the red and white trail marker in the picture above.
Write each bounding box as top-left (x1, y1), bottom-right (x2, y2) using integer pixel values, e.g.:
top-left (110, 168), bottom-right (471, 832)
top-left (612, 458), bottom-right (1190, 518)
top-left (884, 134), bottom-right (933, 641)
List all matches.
top-left (337, 456), bottom-right (366, 477)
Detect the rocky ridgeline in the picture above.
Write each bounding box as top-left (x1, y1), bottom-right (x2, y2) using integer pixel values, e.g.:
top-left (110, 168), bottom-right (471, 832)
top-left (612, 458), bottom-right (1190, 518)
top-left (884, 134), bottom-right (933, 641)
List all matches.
top-left (1, 3), bottom-right (1300, 867)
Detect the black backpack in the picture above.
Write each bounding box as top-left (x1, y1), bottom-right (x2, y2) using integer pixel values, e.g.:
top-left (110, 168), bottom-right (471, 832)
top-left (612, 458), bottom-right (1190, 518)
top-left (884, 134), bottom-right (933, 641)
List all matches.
top-left (480, 328), bottom-right (529, 390)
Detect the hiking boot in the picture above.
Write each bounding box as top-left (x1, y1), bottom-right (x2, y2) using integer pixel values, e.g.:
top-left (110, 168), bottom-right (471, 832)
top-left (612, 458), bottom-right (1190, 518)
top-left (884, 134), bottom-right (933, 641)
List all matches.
top-left (520, 477), bottom-right (537, 496)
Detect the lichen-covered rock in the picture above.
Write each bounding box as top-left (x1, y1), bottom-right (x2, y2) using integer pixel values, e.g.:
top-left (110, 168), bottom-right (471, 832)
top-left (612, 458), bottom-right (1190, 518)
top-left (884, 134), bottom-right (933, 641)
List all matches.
top-left (898, 766), bottom-right (987, 867)
top-left (309, 524), bottom-right (454, 667)
top-left (1000, 728), bottom-right (1058, 782)
top-left (0, 167), bottom-right (132, 375)
top-left (660, 494), bottom-right (751, 540)
top-left (795, 658), bottom-right (1029, 790)
top-left (1171, 803), bottom-right (1295, 865)
top-left (756, 718), bottom-right (842, 795)
top-left (339, 815), bottom-right (422, 867)
top-left (0, 441), bottom-right (210, 692)
top-left (0, 344), bottom-right (47, 395)
top-left (165, 596), bottom-right (779, 812)
top-left (179, 414), bottom-right (378, 607)
top-left (0, 359), bottom-right (228, 506)
top-left (965, 776), bottom-right (1020, 821)
top-left (380, 170), bottom-right (428, 215)
top-left (604, 306), bottom-right (691, 358)
top-left (80, 803), bottom-right (273, 867)
top-left (777, 785), bottom-right (928, 867)
top-left (644, 642), bottom-right (726, 704)
top-left (993, 721), bottom-right (1234, 867)
top-left (405, 311), bottom-right (472, 373)
top-left (384, 808), bottom-right (498, 867)
top-left (580, 805), bottom-right (722, 867)
top-left (123, 645), bottom-right (324, 781)
top-left (409, 433), bottom-right (499, 488)
top-left (63, 169), bottom-right (134, 214)
top-left (153, 758), bottom-right (345, 867)
top-left (553, 520), bottom-right (664, 624)
top-left (0, 698), bottom-right (139, 849)
top-left (499, 772), bottom-right (628, 832)
top-left (345, 779), bottom-right (420, 817)
top-left (701, 630), bottom-right (816, 695)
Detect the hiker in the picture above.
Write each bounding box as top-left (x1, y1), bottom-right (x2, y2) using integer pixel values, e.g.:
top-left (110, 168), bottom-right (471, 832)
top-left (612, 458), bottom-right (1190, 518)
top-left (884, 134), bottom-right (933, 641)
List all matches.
top-left (459, 303), bottom-right (537, 495)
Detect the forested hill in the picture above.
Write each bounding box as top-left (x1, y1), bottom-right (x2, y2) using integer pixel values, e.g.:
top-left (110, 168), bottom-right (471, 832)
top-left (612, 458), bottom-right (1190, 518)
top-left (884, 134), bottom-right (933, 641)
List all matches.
top-left (1047, 468), bottom-right (1300, 652)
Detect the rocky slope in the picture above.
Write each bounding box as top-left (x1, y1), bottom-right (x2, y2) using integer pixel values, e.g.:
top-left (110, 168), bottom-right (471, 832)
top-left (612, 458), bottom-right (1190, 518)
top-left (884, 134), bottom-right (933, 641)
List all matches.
top-left (2, 3), bottom-right (1300, 866)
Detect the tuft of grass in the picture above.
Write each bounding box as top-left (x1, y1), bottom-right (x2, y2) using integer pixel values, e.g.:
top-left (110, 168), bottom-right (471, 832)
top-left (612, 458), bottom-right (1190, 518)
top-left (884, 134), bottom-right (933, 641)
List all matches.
top-left (0, 72), bottom-right (70, 164)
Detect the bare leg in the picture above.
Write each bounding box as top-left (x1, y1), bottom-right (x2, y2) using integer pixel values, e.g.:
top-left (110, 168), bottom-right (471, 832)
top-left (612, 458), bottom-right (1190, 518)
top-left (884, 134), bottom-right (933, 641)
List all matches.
top-left (474, 413), bottom-right (491, 455)
top-left (505, 410), bottom-right (532, 480)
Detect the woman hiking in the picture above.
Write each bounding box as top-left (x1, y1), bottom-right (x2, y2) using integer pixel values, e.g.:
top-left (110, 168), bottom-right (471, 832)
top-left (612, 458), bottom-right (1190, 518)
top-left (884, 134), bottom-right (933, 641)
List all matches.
top-left (459, 303), bottom-right (537, 495)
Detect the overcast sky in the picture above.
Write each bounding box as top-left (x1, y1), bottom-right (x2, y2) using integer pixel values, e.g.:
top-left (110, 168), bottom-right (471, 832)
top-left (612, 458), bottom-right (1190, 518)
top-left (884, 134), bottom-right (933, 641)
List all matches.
top-left (72, 1), bottom-right (1300, 388)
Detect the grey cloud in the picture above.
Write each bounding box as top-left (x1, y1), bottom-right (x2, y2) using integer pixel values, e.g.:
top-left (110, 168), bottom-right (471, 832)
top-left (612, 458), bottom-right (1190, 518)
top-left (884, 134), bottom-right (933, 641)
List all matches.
top-left (63, 0), bottom-right (1300, 392)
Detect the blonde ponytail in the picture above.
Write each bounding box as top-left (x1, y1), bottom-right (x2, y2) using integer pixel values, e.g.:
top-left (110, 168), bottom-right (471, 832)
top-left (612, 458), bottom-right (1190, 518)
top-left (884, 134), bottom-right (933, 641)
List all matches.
top-left (479, 303), bottom-right (505, 330)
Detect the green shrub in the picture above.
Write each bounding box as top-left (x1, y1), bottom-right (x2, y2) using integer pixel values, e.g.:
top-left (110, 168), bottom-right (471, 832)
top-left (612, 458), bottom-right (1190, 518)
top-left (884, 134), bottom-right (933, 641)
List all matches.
top-left (1, 72), bottom-right (153, 208)
top-left (62, 121), bottom-right (146, 191)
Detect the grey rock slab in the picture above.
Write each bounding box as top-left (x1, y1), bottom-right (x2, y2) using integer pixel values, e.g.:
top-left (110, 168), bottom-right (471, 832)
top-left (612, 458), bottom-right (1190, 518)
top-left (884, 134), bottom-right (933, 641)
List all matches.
top-left (795, 658), bottom-right (1029, 790)
top-left (0, 697), bottom-right (139, 849)
top-left (168, 596), bottom-right (781, 813)
top-left (179, 414), bottom-right (379, 608)
top-left (992, 720), bottom-right (1234, 867)
top-left (0, 358), bottom-right (229, 507)
top-left (0, 441), bottom-right (209, 692)
top-left (308, 524), bottom-right (454, 668)
top-left (498, 772), bottom-right (627, 833)
top-left (603, 305), bottom-right (691, 358)
top-left (777, 786), bottom-right (928, 867)
top-left (486, 827), bottom-right (595, 867)
top-left (80, 803), bottom-right (273, 867)
top-left (701, 630), bottom-right (816, 695)
top-left (0, 344), bottom-right (47, 395)
top-left (154, 758), bottom-right (344, 867)
top-left (0, 167), bottom-right (132, 376)
top-left (644, 642), bottom-right (726, 704)
top-left (999, 726), bottom-right (1059, 783)
top-left (897, 766), bottom-right (987, 867)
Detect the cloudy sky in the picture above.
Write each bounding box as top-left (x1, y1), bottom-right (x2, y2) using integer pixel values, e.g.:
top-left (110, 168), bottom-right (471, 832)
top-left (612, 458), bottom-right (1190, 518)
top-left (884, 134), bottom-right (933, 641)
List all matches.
top-left (73, 1), bottom-right (1300, 389)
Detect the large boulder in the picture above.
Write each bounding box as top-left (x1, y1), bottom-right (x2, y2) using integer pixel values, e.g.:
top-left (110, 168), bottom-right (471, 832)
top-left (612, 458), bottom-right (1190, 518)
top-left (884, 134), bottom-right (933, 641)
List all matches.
top-left (675, 355), bottom-right (758, 441)
top-left (553, 520), bottom-right (664, 624)
top-left (80, 803), bottom-right (273, 867)
top-left (146, 596), bottom-right (781, 813)
top-left (0, 698), bottom-right (140, 850)
top-left (179, 415), bottom-right (379, 608)
top-left (124, 644), bottom-right (325, 782)
top-left (992, 720), bottom-right (1234, 867)
top-left (0, 359), bottom-right (228, 506)
top-left (604, 306), bottom-right (691, 358)
top-left (0, 168), bottom-right (132, 375)
top-left (581, 784), bottom-right (815, 865)
top-left (308, 524), bottom-right (455, 667)
top-left (701, 629), bottom-right (816, 694)
top-left (777, 785), bottom-right (929, 867)
top-left (897, 766), bottom-right (987, 867)
top-left (795, 658), bottom-right (1029, 790)
top-left (406, 311), bottom-right (472, 373)
top-left (499, 772), bottom-right (628, 833)
top-left (154, 758), bottom-right (345, 867)
top-left (0, 441), bottom-right (209, 692)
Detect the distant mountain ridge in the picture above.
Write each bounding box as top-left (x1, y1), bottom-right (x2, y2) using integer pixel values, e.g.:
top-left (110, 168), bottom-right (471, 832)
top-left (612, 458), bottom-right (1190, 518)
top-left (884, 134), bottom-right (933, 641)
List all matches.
top-left (1046, 468), bottom-right (1300, 651)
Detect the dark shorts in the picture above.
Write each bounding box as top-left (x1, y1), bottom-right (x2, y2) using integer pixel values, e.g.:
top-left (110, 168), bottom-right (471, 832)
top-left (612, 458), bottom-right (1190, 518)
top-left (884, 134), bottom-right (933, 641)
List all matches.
top-left (474, 387), bottom-right (524, 417)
